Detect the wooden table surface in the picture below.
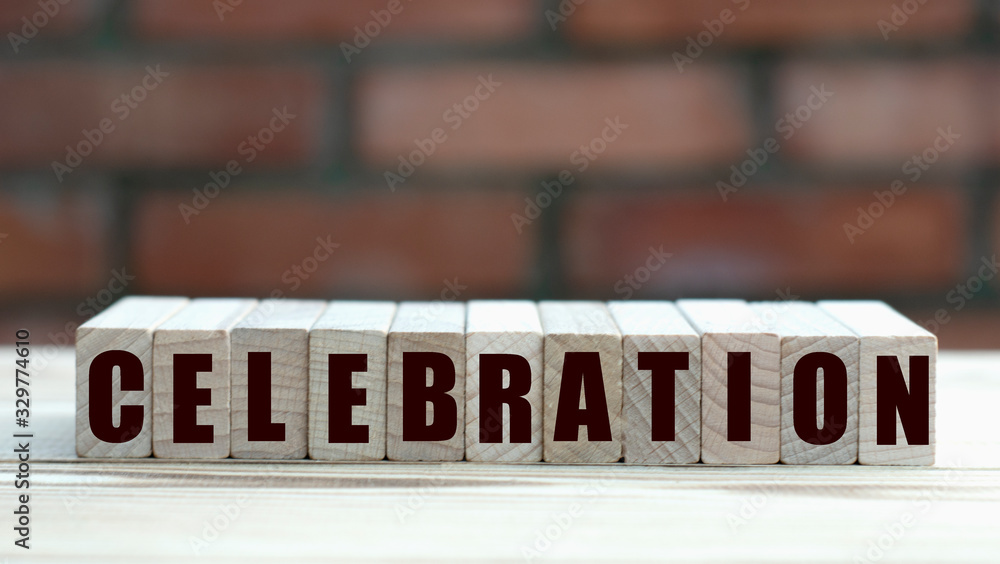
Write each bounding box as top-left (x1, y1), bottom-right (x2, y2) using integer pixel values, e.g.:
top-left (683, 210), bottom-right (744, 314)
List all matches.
top-left (1, 348), bottom-right (998, 563)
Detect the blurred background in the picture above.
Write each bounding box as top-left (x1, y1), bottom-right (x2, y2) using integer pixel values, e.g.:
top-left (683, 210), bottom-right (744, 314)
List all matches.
top-left (0, 0), bottom-right (998, 348)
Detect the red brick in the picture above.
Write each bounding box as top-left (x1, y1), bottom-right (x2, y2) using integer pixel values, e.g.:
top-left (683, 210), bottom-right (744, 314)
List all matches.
top-left (0, 0), bottom-right (101, 45)
top-left (563, 187), bottom-right (965, 297)
top-left (0, 186), bottom-right (110, 298)
top-left (132, 0), bottom-right (534, 43)
top-left (132, 189), bottom-right (537, 298)
top-left (359, 64), bottom-right (751, 171)
top-left (0, 64), bottom-right (329, 170)
top-left (775, 61), bottom-right (987, 167)
top-left (566, 0), bottom-right (974, 46)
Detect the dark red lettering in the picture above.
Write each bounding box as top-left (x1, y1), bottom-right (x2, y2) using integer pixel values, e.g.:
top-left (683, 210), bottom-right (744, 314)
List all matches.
top-left (553, 352), bottom-right (612, 442)
top-left (638, 351), bottom-right (688, 441)
top-left (877, 356), bottom-right (930, 445)
top-left (728, 352), bottom-right (751, 441)
top-left (89, 350), bottom-right (144, 443)
top-left (328, 353), bottom-right (369, 444)
top-left (248, 351), bottom-right (284, 442)
top-left (793, 352), bottom-right (848, 445)
top-left (173, 353), bottom-right (213, 443)
top-left (402, 352), bottom-right (457, 441)
top-left (478, 354), bottom-right (532, 444)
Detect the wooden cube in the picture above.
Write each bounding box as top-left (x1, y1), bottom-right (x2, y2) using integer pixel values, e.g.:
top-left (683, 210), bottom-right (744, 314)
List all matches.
top-left (465, 300), bottom-right (543, 462)
top-left (607, 301), bottom-right (700, 464)
top-left (387, 302), bottom-right (466, 461)
top-left (538, 301), bottom-right (623, 463)
top-left (152, 298), bottom-right (257, 458)
top-left (230, 300), bottom-right (327, 459)
top-left (76, 296), bottom-right (188, 458)
top-left (750, 302), bottom-right (859, 465)
top-left (818, 300), bottom-right (936, 466)
top-left (308, 301), bottom-right (396, 461)
top-left (677, 299), bottom-right (780, 464)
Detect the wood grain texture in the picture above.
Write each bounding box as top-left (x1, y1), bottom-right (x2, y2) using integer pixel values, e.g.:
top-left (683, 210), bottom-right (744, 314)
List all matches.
top-left (75, 296), bottom-right (188, 458)
top-left (6, 349), bottom-right (1000, 563)
top-left (308, 301), bottom-right (396, 461)
top-left (152, 299), bottom-right (257, 459)
top-left (465, 300), bottom-right (543, 462)
top-left (4, 463), bottom-right (1000, 563)
top-left (538, 301), bottom-right (623, 463)
top-left (387, 302), bottom-right (466, 461)
top-left (750, 302), bottom-right (859, 465)
top-left (677, 299), bottom-right (780, 464)
top-left (7, 349), bottom-right (996, 467)
top-left (818, 300), bottom-right (937, 466)
top-left (607, 301), bottom-right (700, 464)
top-left (231, 300), bottom-right (327, 460)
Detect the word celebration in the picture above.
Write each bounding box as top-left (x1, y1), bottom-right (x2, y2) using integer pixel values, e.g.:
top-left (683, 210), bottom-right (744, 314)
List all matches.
top-left (76, 297), bottom-right (935, 466)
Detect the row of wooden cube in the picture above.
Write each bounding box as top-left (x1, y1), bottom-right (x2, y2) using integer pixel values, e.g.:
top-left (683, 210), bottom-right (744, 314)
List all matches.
top-left (76, 298), bottom-right (935, 465)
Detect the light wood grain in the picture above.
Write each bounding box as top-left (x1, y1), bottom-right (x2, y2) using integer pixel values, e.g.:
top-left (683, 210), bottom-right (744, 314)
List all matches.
top-left (9, 461), bottom-right (1000, 563)
top-left (75, 296), bottom-right (188, 458)
top-left (5, 349), bottom-right (1000, 563)
top-left (231, 300), bottom-right (327, 460)
top-left (387, 302), bottom-right (466, 461)
top-left (152, 299), bottom-right (257, 459)
top-left (11, 348), bottom-right (993, 467)
top-left (750, 302), bottom-right (859, 465)
top-left (608, 301), bottom-right (701, 464)
top-left (308, 301), bottom-right (396, 461)
top-left (538, 301), bottom-right (622, 463)
top-left (818, 300), bottom-right (936, 466)
top-left (465, 300), bottom-right (543, 462)
top-left (678, 299), bottom-right (780, 464)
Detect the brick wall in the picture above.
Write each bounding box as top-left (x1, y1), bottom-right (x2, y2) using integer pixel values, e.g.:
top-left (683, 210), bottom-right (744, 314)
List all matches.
top-left (0, 0), bottom-right (998, 348)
